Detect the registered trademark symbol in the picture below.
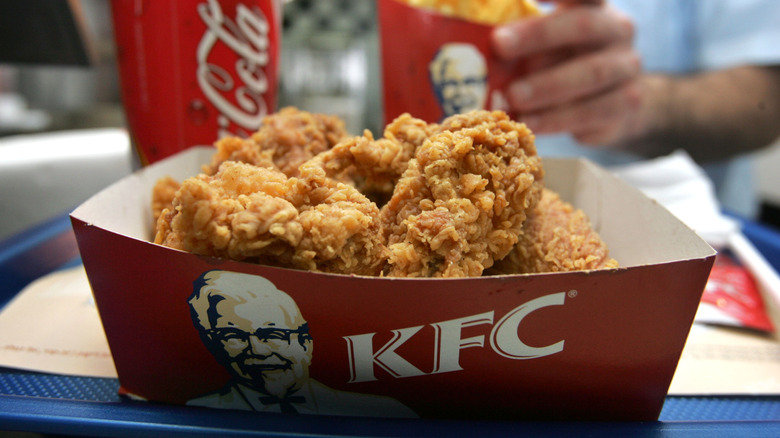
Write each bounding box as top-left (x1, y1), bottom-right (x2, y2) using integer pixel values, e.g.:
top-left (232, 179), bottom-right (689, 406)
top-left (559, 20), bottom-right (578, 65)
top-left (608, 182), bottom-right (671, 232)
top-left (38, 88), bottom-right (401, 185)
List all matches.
top-left (568, 290), bottom-right (578, 298)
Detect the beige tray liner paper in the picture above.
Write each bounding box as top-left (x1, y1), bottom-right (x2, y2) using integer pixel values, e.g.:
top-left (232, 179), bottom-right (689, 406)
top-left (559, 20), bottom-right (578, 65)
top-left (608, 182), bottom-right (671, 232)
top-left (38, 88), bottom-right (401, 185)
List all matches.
top-left (0, 265), bottom-right (117, 378)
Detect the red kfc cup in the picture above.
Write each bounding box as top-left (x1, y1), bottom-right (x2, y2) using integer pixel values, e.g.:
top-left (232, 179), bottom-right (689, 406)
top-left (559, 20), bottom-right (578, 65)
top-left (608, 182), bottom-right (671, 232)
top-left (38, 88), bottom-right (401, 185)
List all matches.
top-left (378, 0), bottom-right (529, 124)
top-left (111, 0), bottom-right (281, 165)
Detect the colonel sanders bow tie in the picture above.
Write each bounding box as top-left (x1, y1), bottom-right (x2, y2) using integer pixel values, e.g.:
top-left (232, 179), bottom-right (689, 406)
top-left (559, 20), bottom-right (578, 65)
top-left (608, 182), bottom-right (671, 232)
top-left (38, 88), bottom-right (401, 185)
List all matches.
top-left (260, 395), bottom-right (306, 414)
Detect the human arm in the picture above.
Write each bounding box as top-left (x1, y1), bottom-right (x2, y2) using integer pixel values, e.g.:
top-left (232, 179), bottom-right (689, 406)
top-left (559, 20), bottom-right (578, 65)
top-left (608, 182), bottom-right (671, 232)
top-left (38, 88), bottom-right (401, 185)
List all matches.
top-left (491, 0), bottom-right (780, 163)
top-left (627, 66), bottom-right (780, 163)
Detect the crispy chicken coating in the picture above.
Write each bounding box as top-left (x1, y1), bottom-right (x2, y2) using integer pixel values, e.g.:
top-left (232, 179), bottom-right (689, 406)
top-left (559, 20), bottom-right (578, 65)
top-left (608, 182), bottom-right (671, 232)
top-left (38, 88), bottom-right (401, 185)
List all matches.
top-left (203, 106), bottom-right (349, 177)
top-left (488, 188), bottom-right (619, 274)
top-left (151, 176), bottom-right (180, 226)
top-left (152, 107), bottom-right (619, 277)
top-left (154, 160), bottom-right (387, 276)
top-left (380, 110), bottom-right (543, 277)
top-left (154, 107), bottom-right (348, 235)
top-left (307, 113), bottom-right (434, 205)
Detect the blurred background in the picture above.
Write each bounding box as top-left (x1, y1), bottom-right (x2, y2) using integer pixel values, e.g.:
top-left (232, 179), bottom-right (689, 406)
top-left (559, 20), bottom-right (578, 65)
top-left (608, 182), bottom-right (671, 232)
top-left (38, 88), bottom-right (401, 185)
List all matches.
top-left (0, 0), bottom-right (381, 138)
top-left (0, 0), bottom-right (779, 241)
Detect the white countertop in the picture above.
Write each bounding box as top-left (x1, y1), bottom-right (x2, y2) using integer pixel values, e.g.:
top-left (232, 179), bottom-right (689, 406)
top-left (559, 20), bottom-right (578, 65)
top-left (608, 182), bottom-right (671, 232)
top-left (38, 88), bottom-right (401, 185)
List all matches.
top-left (0, 128), bottom-right (135, 241)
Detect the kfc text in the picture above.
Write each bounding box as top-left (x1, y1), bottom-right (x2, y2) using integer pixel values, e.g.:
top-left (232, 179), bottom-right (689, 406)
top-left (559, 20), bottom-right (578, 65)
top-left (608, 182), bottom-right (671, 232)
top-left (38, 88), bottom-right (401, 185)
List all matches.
top-left (344, 292), bottom-right (567, 383)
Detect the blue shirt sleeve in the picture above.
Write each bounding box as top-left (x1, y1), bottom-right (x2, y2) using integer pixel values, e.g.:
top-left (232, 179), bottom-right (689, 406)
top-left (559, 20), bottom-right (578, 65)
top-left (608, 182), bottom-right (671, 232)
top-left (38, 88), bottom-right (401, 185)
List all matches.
top-left (693, 0), bottom-right (780, 69)
top-left (613, 0), bottom-right (780, 73)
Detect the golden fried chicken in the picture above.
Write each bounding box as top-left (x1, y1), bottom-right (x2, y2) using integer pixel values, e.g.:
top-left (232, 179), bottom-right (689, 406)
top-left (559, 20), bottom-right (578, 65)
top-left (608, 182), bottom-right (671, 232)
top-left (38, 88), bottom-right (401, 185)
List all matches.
top-left (305, 113), bottom-right (434, 205)
top-left (154, 160), bottom-right (387, 276)
top-left (151, 108), bottom-right (623, 278)
top-left (380, 110), bottom-right (544, 277)
top-left (151, 176), bottom-right (180, 225)
top-left (203, 106), bottom-right (349, 177)
top-left (488, 188), bottom-right (619, 274)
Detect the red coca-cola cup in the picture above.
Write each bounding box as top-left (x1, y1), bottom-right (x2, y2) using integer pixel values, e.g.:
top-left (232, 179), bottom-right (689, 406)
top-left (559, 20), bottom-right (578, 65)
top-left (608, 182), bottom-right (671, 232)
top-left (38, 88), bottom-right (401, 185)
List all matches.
top-left (111, 0), bottom-right (281, 165)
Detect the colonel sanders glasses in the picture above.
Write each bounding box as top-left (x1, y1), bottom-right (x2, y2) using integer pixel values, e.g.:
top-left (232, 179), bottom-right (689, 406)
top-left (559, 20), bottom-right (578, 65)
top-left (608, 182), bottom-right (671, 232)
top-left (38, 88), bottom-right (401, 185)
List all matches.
top-left (206, 324), bottom-right (311, 349)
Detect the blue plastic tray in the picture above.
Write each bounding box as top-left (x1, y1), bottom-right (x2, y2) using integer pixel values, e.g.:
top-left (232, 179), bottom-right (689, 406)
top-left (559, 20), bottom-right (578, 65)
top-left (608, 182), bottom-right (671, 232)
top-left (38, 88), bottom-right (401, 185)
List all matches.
top-left (1, 213), bottom-right (779, 437)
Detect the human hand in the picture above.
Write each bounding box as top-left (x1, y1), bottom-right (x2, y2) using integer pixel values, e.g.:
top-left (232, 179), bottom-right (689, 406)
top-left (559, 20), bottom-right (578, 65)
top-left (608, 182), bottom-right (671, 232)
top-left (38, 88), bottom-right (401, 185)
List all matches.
top-left (491, 0), bottom-right (644, 146)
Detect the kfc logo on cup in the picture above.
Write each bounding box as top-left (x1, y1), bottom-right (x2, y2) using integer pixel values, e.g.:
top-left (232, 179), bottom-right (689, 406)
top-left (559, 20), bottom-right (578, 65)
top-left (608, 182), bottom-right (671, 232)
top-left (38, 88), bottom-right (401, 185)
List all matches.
top-left (379, 0), bottom-right (525, 124)
top-left (428, 43), bottom-right (489, 119)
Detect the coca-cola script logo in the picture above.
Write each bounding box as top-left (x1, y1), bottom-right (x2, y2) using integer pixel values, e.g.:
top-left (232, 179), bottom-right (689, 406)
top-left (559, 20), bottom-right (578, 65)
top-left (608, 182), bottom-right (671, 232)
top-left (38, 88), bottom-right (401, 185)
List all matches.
top-left (197, 0), bottom-right (272, 138)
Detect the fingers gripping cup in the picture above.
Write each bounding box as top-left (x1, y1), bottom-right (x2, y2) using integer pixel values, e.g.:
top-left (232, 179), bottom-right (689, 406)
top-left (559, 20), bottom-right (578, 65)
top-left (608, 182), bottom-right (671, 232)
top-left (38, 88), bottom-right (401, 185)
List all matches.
top-left (111, 0), bottom-right (281, 165)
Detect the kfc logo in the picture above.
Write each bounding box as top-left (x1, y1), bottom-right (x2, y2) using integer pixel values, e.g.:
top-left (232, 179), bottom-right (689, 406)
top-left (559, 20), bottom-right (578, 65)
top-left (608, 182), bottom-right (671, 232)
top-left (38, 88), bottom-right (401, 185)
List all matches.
top-left (196, 0), bottom-right (272, 138)
top-left (186, 269), bottom-right (566, 413)
top-left (187, 270), bottom-right (417, 417)
top-left (344, 292), bottom-right (567, 383)
top-left (429, 43), bottom-right (488, 119)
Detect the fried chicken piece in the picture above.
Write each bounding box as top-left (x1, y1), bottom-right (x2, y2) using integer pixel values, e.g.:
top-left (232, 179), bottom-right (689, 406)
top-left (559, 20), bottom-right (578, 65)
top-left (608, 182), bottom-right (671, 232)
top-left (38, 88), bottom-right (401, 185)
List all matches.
top-left (154, 160), bottom-right (387, 276)
top-left (203, 107), bottom-right (349, 177)
top-left (488, 188), bottom-right (619, 274)
top-left (306, 113), bottom-right (434, 205)
top-left (155, 107), bottom-right (349, 233)
top-left (380, 110), bottom-right (544, 277)
top-left (378, 112), bottom-right (438, 178)
top-left (151, 176), bottom-right (180, 225)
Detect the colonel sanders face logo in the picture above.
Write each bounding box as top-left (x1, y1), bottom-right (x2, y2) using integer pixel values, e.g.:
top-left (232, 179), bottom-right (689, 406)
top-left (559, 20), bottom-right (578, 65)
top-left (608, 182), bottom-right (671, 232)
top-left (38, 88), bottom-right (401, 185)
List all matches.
top-left (429, 43), bottom-right (488, 118)
top-left (189, 270), bottom-right (312, 398)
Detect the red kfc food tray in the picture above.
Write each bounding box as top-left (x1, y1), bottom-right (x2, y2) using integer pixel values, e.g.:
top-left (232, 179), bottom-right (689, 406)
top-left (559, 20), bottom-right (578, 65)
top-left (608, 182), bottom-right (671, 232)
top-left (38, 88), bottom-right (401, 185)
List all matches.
top-left (70, 147), bottom-right (715, 421)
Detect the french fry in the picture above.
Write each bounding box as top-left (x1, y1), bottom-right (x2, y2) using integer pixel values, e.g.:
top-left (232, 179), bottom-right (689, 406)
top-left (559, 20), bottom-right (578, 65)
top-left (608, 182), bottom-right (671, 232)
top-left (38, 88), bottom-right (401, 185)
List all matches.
top-left (399, 0), bottom-right (540, 25)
